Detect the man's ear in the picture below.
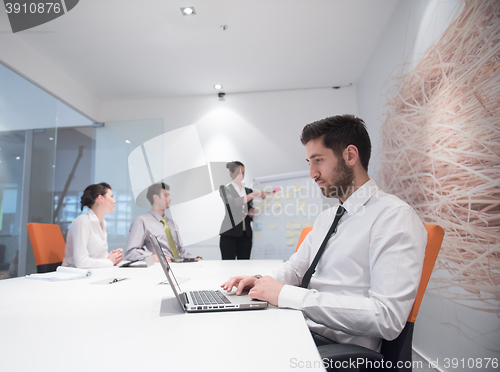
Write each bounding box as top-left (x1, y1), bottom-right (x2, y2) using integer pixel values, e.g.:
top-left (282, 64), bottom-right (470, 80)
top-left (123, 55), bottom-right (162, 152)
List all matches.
top-left (343, 145), bottom-right (359, 166)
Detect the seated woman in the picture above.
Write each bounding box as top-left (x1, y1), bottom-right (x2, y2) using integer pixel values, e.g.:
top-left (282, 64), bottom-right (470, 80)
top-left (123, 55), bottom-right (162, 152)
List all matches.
top-left (62, 182), bottom-right (123, 268)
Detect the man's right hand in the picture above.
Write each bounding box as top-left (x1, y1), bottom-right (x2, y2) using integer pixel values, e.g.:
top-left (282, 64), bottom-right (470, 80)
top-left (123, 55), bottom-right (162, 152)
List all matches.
top-left (220, 275), bottom-right (259, 295)
top-left (152, 254), bottom-right (171, 263)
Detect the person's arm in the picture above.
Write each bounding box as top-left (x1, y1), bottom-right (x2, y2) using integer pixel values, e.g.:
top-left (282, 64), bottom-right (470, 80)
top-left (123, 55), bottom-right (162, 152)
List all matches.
top-left (72, 218), bottom-right (113, 269)
top-left (271, 207), bottom-right (427, 341)
top-left (220, 185), bottom-right (266, 209)
top-left (172, 220), bottom-right (193, 259)
top-left (221, 213), bottom-right (316, 294)
top-left (124, 218), bottom-right (151, 261)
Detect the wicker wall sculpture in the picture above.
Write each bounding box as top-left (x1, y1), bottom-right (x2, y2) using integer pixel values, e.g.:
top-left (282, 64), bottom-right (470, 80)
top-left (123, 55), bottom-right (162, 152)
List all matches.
top-left (380, 0), bottom-right (500, 313)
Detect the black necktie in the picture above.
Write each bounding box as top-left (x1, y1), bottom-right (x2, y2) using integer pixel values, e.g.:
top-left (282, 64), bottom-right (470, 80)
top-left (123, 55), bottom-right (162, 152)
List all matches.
top-left (299, 205), bottom-right (346, 289)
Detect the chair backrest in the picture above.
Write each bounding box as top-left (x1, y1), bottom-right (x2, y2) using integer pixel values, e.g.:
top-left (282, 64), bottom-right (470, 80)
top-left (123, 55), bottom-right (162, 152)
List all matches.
top-left (380, 224), bottom-right (444, 371)
top-left (295, 227), bottom-right (313, 252)
top-left (407, 224), bottom-right (444, 322)
top-left (27, 223), bottom-right (66, 273)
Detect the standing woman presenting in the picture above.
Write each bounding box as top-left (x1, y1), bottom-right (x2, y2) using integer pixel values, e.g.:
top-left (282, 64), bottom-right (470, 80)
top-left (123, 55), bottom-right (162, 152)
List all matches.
top-left (63, 182), bottom-right (123, 268)
top-left (219, 161), bottom-right (267, 260)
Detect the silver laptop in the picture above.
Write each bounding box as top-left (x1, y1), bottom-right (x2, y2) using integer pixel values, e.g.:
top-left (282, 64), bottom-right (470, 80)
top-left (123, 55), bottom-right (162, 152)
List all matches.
top-left (149, 234), bottom-right (267, 313)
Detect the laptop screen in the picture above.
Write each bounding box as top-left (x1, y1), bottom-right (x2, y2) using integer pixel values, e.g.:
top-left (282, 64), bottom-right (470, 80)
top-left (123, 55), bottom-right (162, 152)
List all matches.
top-left (149, 234), bottom-right (184, 299)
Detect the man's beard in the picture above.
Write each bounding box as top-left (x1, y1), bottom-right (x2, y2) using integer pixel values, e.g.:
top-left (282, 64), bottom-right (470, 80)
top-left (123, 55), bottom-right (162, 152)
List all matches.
top-left (318, 159), bottom-right (354, 199)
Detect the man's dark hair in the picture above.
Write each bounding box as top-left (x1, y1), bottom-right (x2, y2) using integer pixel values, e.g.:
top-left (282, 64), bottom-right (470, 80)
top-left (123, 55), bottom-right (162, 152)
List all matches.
top-left (300, 114), bottom-right (371, 171)
top-left (146, 182), bottom-right (170, 205)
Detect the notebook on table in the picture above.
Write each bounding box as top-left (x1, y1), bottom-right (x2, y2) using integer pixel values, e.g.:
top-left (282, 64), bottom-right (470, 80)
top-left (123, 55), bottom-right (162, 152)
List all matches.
top-left (149, 234), bottom-right (267, 313)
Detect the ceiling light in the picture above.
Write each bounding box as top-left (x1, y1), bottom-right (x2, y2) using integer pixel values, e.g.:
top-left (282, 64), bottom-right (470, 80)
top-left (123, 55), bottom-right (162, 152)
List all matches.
top-left (125, 140), bottom-right (131, 144)
top-left (49, 137), bottom-right (54, 140)
top-left (16, 156), bottom-right (20, 160)
top-left (181, 7), bottom-right (195, 16)
top-left (214, 84), bottom-right (223, 90)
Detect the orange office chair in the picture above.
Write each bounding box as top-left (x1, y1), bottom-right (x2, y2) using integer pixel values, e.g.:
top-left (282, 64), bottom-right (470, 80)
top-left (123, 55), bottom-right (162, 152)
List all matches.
top-left (295, 227), bottom-right (313, 252)
top-left (27, 223), bottom-right (66, 273)
top-left (317, 224), bottom-right (445, 371)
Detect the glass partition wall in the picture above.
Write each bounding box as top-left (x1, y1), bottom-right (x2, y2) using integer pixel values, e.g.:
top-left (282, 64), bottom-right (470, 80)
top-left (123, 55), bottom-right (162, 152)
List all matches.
top-left (0, 62), bottom-right (163, 279)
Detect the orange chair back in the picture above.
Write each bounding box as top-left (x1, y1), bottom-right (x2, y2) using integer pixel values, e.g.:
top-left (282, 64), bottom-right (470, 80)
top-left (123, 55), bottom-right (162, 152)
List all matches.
top-left (295, 227), bottom-right (313, 252)
top-left (27, 223), bottom-right (66, 268)
top-left (407, 224), bottom-right (444, 322)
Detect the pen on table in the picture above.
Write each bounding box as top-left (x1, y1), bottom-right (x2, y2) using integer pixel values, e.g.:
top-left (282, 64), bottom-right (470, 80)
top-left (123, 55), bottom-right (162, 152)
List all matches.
top-left (109, 278), bottom-right (128, 284)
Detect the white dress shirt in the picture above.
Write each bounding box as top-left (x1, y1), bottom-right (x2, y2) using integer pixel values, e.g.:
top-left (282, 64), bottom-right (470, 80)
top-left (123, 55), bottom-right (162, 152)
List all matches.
top-left (270, 180), bottom-right (427, 352)
top-left (125, 210), bottom-right (192, 261)
top-left (230, 181), bottom-right (248, 230)
top-left (62, 209), bottom-right (113, 269)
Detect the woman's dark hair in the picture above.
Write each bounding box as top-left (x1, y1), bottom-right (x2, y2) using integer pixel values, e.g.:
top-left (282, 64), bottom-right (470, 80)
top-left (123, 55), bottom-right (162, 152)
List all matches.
top-left (300, 114), bottom-right (371, 171)
top-left (226, 161), bottom-right (244, 174)
top-left (80, 182), bottom-right (112, 211)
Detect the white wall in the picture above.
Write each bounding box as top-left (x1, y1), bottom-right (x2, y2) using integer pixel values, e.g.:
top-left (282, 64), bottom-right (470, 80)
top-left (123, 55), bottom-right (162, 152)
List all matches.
top-left (100, 87), bottom-right (359, 185)
top-left (357, 0), bottom-right (499, 369)
top-left (358, 0), bottom-right (462, 180)
top-left (0, 36), bottom-right (100, 122)
top-left (100, 87), bottom-right (358, 258)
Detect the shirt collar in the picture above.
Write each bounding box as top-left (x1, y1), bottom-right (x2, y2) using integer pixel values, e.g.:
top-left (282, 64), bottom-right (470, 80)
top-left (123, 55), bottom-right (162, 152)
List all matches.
top-left (230, 181), bottom-right (245, 192)
top-left (150, 209), bottom-right (165, 221)
top-left (88, 208), bottom-right (106, 227)
top-left (342, 179), bottom-right (379, 216)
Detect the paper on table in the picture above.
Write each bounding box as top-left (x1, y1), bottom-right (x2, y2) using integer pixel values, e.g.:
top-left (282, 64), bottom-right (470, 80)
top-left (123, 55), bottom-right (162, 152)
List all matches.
top-left (26, 266), bottom-right (91, 281)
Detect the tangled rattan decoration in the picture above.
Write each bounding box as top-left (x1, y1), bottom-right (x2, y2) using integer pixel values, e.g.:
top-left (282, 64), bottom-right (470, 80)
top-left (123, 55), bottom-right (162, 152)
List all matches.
top-left (380, 0), bottom-right (500, 313)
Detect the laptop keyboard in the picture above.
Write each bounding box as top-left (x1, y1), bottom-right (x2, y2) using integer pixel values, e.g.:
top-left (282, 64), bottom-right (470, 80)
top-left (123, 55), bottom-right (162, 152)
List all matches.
top-left (190, 290), bottom-right (231, 306)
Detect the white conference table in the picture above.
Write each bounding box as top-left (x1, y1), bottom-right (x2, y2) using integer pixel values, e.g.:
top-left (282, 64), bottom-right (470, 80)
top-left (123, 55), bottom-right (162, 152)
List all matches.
top-left (0, 260), bottom-right (326, 372)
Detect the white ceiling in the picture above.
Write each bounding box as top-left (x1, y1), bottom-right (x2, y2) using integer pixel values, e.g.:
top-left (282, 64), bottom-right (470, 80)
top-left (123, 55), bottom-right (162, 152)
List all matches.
top-left (0, 0), bottom-right (398, 101)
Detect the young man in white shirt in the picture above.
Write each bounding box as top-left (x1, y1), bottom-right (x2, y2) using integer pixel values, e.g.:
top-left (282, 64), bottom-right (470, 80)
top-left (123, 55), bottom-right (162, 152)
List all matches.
top-left (125, 183), bottom-right (200, 262)
top-left (221, 114), bottom-right (427, 352)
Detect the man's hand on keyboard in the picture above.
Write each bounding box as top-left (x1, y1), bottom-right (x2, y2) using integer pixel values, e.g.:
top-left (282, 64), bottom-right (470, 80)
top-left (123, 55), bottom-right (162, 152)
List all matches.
top-left (248, 276), bottom-right (284, 307)
top-left (220, 275), bottom-right (258, 295)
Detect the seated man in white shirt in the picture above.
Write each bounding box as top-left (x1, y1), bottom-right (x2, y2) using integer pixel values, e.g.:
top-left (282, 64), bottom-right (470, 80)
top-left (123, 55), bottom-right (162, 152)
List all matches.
top-left (125, 183), bottom-right (200, 262)
top-left (221, 114), bottom-right (427, 353)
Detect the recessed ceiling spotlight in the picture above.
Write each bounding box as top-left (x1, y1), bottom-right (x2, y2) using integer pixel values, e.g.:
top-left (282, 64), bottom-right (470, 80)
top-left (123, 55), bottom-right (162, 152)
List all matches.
top-left (49, 137), bottom-right (54, 140)
top-left (214, 84), bottom-right (223, 90)
top-left (181, 7), bottom-right (195, 16)
top-left (16, 156), bottom-right (20, 160)
top-left (125, 140), bottom-right (131, 144)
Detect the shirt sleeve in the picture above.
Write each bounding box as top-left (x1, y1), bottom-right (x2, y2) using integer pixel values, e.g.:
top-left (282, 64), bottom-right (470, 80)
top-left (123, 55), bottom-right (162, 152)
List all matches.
top-left (125, 218), bottom-right (152, 261)
top-left (174, 221), bottom-right (192, 258)
top-left (274, 207), bottom-right (427, 341)
top-left (71, 218), bottom-right (113, 269)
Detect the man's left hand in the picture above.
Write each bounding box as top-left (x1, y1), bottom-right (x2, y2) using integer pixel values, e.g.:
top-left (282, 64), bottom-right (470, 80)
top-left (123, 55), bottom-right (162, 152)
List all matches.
top-left (248, 276), bottom-right (284, 307)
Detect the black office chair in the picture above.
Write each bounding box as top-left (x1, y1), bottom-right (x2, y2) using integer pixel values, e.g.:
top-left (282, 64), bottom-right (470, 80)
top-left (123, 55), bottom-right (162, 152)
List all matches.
top-left (318, 225), bottom-right (444, 371)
